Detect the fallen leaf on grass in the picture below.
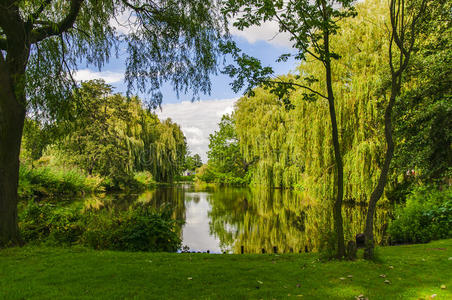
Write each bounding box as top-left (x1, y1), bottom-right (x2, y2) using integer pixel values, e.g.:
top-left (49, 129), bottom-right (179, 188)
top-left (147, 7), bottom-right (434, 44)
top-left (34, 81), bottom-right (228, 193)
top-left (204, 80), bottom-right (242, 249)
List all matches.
top-left (355, 294), bottom-right (368, 300)
top-left (347, 275), bottom-right (353, 278)
top-left (339, 277), bottom-right (346, 280)
top-left (389, 266), bottom-right (394, 269)
top-left (440, 285), bottom-right (446, 289)
top-left (379, 274), bottom-right (386, 278)
top-left (384, 280), bottom-right (391, 284)
top-left (187, 277), bottom-right (193, 280)
top-left (257, 280), bottom-right (263, 284)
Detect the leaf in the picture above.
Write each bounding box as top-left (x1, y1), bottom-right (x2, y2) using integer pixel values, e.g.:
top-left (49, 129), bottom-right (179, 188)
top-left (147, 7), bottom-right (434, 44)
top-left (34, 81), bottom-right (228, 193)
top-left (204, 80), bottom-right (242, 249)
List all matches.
top-left (440, 285), bottom-right (446, 289)
top-left (379, 274), bottom-right (386, 278)
top-left (257, 280), bottom-right (263, 284)
top-left (384, 280), bottom-right (391, 284)
top-left (187, 277), bottom-right (193, 280)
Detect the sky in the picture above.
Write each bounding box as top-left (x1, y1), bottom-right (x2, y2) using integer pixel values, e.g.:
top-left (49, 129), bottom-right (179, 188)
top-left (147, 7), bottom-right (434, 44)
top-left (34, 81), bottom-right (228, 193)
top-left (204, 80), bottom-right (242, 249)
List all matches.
top-left (73, 20), bottom-right (298, 162)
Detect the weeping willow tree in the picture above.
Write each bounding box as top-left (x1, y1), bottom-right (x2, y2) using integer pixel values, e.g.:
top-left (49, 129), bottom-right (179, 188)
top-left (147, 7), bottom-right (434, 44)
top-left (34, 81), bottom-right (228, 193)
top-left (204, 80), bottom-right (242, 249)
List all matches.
top-left (234, 0), bottom-right (390, 242)
top-left (51, 80), bottom-right (186, 185)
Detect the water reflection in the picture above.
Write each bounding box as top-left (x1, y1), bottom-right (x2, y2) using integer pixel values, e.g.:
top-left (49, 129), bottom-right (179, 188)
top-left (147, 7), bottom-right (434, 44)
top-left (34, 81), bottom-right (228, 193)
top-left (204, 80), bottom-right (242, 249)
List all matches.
top-left (77, 184), bottom-right (391, 253)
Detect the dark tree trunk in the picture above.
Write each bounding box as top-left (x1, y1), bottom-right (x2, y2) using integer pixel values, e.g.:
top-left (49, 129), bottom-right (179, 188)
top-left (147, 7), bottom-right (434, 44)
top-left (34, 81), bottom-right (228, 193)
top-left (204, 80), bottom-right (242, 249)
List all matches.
top-left (0, 55), bottom-right (26, 247)
top-left (0, 10), bottom-right (30, 245)
top-left (324, 29), bottom-right (346, 259)
top-left (364, 79), bottom-right (397, 259)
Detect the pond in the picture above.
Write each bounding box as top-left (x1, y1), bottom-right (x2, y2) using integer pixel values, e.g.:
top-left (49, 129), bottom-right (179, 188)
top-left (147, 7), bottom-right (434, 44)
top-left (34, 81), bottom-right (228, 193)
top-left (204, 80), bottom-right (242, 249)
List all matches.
top-left (75, 184), bottom-right (392, 254)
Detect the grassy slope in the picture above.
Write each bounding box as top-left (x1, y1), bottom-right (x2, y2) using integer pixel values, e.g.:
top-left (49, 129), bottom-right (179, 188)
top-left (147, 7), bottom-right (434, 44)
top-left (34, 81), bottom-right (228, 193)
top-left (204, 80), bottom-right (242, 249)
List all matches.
top-left (0, 240), bottom-right (451, 300)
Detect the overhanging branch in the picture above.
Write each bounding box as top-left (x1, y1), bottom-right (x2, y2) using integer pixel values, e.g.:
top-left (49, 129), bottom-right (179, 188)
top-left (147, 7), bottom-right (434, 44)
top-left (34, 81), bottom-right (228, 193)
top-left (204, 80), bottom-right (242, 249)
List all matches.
top-left (266, 79), bottom-right (327, 100)
top-left (30, 0), bottom-right (84, 44)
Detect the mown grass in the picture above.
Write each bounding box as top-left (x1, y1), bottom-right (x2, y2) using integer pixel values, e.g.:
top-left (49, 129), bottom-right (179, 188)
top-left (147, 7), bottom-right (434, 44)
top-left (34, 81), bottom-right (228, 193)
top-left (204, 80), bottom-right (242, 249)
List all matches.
top-left (0, 240), bottom-right (451, 299)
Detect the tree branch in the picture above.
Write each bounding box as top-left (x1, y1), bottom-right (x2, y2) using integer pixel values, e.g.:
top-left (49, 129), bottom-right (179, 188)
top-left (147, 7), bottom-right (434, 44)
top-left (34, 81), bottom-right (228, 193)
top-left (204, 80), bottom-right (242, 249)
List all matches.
top-left (266, 79), bottom-right (328, 100)
top-left (26, 0), bottom-right (53, 29)
top-left (30, 0), bottom-right (84, 44)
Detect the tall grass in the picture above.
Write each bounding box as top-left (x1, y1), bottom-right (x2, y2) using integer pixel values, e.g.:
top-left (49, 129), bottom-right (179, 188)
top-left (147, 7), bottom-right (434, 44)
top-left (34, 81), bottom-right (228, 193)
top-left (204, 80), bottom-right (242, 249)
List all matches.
top-left (18, 164), bottom-right (101, 199)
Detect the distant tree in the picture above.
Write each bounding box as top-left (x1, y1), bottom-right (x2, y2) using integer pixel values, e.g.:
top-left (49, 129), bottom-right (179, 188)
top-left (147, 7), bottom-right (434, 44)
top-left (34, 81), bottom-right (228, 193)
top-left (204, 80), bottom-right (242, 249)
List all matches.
top-left (183, 153), bottom-right (203, 172)
top-left (205, 114), bottom-right (248, 184)
top-left (221, 0), bottom-right (357, 258)
top-left (192, 154), bottom-right (203, 169)
top-left (0, 0), bottom-right (226, 246)
top-left (53, 80), bottom-right (186, 184)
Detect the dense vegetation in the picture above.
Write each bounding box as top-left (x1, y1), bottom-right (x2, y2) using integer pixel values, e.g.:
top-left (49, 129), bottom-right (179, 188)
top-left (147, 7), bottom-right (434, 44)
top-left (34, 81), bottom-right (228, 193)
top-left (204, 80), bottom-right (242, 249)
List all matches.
top-left (202, 0), bottom-right (451, 246)
top-left (19, 201), bottom-right (181, 252)
top-left (196, 114), bottom-right (249, 185)
top-left (20, 80), bottom-right (187, 195)
top-left (0, 0), bottom-right (227, 247)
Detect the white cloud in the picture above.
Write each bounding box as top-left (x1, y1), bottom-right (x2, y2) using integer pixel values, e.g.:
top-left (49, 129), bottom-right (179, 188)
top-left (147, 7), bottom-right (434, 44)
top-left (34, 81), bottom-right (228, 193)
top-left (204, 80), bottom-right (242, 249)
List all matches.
top-left (230, 20), bottom-right (293, 48)
top-left (73, 69), bottom-right (124, 84)
top-left (156, 98), bottom-right (238, 162)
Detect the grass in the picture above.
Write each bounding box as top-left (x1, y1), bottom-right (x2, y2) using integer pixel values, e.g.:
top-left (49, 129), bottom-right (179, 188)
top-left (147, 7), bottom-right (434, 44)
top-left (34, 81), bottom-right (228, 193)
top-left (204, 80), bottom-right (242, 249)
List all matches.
top-left (0, 240), bottom-right (451, 299)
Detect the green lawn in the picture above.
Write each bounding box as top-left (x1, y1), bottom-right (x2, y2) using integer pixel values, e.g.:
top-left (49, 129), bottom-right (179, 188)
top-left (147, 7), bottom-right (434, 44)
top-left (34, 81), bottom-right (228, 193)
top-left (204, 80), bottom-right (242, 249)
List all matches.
top-left (0, 240), bottom-right (451, 299)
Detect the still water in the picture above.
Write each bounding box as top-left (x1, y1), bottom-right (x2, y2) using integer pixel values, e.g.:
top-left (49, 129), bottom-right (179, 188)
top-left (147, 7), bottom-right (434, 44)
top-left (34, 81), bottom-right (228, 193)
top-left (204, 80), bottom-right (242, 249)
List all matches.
top-left (79, 184), bottom-right (391, 253)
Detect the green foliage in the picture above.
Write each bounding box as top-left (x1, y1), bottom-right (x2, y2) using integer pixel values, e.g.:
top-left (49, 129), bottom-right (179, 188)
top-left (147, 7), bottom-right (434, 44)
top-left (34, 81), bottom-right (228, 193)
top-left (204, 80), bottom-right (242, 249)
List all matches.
top-left (199, 114), bottom-right (249, 185)
top-left (388, 186), bottom-right (452, 244)
top-left (82, 205), bottom-right (181, 252)
top-left (18, 164), bottom-right (94, 199)
top-left (19, 202), bottom-right (181, 252)
top-left (133, 171), bottom-right (155, 187)
top-left (221, 0), bottom-right (357, 98)
top-left (6, 0), bottom-right (228, 113)
top-left (19, 202), bottom-right (84, 245)
top-left (393, 0), bottom-right (452, 183)
top-left (183, 153), bottom-right (203, 172)
top-left (26, 80), bottom-right (187, 187)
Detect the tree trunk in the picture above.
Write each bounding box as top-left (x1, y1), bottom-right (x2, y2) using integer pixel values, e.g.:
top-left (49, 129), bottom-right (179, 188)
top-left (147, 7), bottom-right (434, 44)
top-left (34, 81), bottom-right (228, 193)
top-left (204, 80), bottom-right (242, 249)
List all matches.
top-left (324, 30), bottom-right (346, 259)
top-left (0, 56), bottom-right (26, 247)
top-left (363, 79), bottom-right (396, 259)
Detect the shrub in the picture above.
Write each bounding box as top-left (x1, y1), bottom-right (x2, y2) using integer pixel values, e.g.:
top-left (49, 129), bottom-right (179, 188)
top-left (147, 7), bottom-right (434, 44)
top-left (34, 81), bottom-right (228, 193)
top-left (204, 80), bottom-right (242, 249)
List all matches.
top-left (388, 186), bottom-right (452, 244)
top-left (19, 201), bottom-right (83, 245)
top-left (19, 201), bottom-right (182, 252)
top-left (82, 205), bottom-right (181, 252)
top-left (18, 164), bottom-right (92, 198)
top-left (133, 171), bottom-right (156, 187)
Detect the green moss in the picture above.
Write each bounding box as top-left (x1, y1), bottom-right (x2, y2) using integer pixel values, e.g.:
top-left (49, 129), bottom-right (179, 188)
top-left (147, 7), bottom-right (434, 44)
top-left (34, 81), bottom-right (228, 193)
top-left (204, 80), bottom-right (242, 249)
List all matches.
top-left (1, 240), bottom-right (451, 299)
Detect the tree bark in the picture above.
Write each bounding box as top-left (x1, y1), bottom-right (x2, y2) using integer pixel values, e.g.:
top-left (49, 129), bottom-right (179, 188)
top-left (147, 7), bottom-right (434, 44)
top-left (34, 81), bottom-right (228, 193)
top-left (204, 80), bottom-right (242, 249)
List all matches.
top-left (0, 54), bottom-right (26, 247)
top-left (324, 29), bottom-right (346, 259)
top-left (363, 80), bottom-right (396, 259)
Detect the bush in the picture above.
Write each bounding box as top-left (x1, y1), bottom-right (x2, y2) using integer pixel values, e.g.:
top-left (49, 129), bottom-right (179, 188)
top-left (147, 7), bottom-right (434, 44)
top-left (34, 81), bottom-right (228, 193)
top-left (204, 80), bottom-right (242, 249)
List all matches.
top-left (18, 164), bottom-right (93, 199)
top-left (82, 205), bottom-right (181, 252)
top-left (388, 186), bottom-right (452, 244)
top-left (19, 202), bottom-right (83, 245)
top-left (195, 164), bottom-right (249, 185)
top-left (19, 201), bottom-right (181, 252)
top-left (133, 171), bottom-right (156, 187)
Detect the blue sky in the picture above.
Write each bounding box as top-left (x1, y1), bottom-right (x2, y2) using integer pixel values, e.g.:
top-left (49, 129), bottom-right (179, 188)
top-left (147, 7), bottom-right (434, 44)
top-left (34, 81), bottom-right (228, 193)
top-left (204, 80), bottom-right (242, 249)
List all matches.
top-left (73, 21), bottom-right (298, 161)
